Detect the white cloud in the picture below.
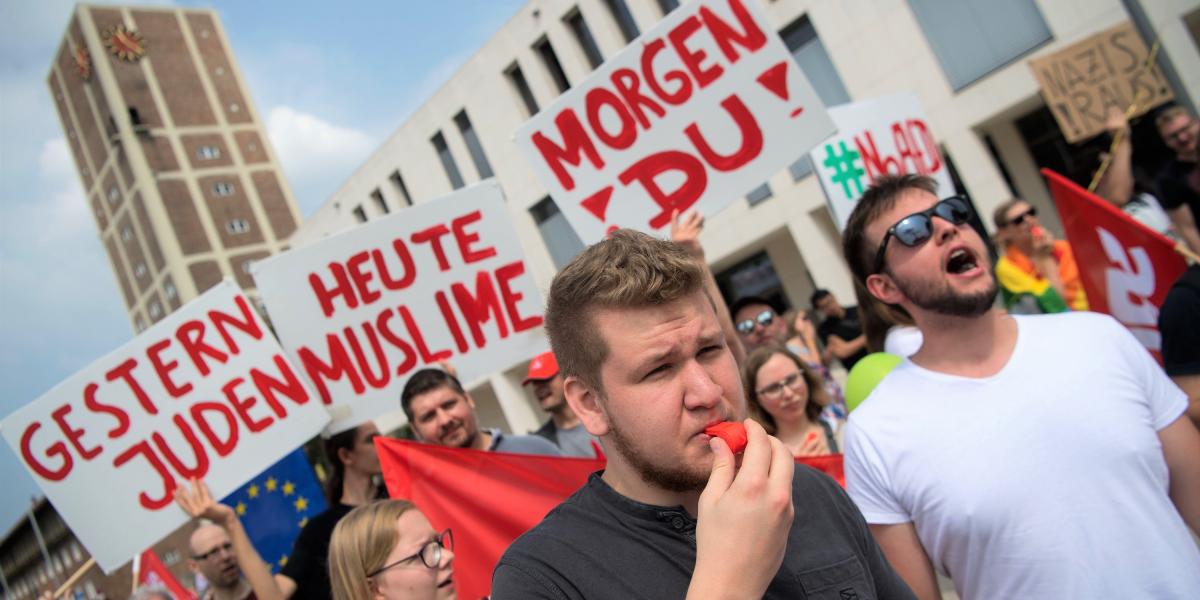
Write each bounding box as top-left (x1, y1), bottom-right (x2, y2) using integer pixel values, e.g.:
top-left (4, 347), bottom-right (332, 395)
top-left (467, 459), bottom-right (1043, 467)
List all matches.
top-left (266, 105), bottom-right (376, 216)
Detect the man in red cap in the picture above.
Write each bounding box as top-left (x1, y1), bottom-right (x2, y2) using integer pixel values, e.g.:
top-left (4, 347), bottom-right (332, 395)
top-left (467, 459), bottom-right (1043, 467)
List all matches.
top-left (524, 350), bottom-right (599, 457)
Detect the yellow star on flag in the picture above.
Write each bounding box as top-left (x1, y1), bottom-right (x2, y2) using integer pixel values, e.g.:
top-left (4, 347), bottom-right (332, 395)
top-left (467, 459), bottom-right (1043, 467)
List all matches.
top-left (282, 481), bottom-right (296, 496)
top-left (235, 502), bottom-right (247, 516)
top-left (294, 496), bottom-right (308, 512)
top-left (247, 485), bottom-right (259, 499)
top-left (299, 517), bottom-right (309, 528)
top-left (265, 477), bottom-right (278, 492)
top-left (279, 555), bottom-right (288, 568)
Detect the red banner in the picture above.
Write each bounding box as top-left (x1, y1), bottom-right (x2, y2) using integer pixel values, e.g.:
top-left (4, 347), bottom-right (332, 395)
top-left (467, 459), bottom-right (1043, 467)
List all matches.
top-left (1042, 168), bottom-right (1187, 360)
top-left (137, 548), bottom-right (195, 600)
top-left (376, 438), bottom-right (845, 600)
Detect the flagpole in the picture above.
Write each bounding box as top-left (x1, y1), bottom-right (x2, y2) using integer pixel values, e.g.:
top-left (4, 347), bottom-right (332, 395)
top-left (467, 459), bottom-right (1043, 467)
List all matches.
top-left (1087, 38), bottom-right (1160, 195)
top-left (52, 558), bottom-right (95, 599)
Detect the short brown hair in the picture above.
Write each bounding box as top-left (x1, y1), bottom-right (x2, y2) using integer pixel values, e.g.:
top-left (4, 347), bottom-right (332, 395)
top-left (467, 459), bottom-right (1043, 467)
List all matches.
top-left (991, 198), bottom-right (1026, 230)
top-left (841, 174), bottom-right (939, 285)
top-left (328, 499), bottom-right (417, 600)
top-left (545, 229), bottom-right (704, 392)
top-left (1155, 105), bottom-right (1191, 130)
top-left (742, 344), bottom-right (828, 432)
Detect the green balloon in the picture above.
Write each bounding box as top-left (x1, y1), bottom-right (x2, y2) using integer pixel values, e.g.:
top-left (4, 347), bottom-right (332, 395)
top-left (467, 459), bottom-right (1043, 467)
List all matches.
top-left (845, 352), bottom-right (903, 413)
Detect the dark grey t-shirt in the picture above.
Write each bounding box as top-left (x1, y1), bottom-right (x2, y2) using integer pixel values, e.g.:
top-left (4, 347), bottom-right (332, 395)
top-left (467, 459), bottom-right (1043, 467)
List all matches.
top-left (492, 467), bottom-right (914, 600)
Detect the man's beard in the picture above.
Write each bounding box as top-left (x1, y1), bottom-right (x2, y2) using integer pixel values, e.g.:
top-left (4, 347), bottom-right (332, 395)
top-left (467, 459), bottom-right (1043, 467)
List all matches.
top-left (894, 269), bottom-right (998, 317)
top-left (604, 409), bottom-right (708, 493)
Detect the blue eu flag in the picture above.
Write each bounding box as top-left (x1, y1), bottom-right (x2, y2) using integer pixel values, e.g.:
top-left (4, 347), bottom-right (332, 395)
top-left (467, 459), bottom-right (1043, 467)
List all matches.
top-left (221, 448), bottom-right (327, 573)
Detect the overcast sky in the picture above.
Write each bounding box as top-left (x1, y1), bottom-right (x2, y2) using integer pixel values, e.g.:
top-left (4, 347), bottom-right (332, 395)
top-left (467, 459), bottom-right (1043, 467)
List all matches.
top-left (0, 0), bottom-right (527, 535)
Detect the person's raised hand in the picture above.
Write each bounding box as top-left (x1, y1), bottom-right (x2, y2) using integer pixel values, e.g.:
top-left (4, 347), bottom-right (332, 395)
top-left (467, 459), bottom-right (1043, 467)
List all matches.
top-left (796, 430), bottom-right (828, 457)
top-left (689, 419), bottom-right (795, 599)
top-left (175, 478), bottom-right (236, 526)
top-left (1104, 105), bottom-right (1130, 137)
top-left (670, 209), bottom-right (706, 259)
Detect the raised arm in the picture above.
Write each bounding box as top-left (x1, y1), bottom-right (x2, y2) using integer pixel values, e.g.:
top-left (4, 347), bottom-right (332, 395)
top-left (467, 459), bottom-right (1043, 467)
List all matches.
top-left (1094, 107), bottom-right (1135, 207)
top-left (671, 209), bottom-right (747, 367)
top-left (176, 479), bottom-right (285, 600)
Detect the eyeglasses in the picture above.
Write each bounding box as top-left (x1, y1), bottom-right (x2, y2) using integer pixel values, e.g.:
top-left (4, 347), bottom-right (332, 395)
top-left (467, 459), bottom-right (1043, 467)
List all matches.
top-left (756, 372), bottom-right (806, 401)
top-left (192, 542), bottom-right (233, 561)
top-left (735, 310), bottom-right (774, 334)
top-left (369, 529), bottom-right (453, 576)
top-left (1005, 206), bottom-right (1037, 227)
top-left (1162, 119), bottom-right (1196, 144)
top-left (872, 196), bottom-right (973, 274)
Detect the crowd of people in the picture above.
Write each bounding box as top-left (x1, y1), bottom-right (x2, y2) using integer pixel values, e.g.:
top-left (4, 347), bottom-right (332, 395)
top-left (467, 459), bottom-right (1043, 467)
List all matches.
top-left (146, 103), bottom-right (1199, 600)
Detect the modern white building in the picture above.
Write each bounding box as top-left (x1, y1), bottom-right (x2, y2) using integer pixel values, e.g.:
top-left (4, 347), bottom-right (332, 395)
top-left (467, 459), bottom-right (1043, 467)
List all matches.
top-left (292, 0), bottom-right (1200, 435)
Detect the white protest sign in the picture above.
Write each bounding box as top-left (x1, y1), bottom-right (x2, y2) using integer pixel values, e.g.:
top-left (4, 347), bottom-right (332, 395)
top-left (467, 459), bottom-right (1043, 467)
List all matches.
top-left (810, 92), bottom-right (955, 231)
top-left (251, 181), bottom-right (548, 433)
top-left (515, 0), bottom-right (834, 244)
top-left (0, 282), bottom-right (329, 573)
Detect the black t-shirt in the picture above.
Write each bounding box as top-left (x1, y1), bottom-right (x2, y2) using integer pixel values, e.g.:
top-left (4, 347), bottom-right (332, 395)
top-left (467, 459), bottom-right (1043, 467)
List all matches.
top-left (280, 503), bottom-right (355, 600)
top-left (492, 469), bottom-right (915, 600)
top-left (1159, 264), bottom-right (1200, 377)
top-left (818, 306), bottom-right (869, 369)
top-left (1157, 159), bottom-right (1200, 224)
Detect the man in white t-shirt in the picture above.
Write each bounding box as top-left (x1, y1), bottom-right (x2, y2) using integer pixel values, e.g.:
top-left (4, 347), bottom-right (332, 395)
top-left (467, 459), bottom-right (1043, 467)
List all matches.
top-left (838, 174), bottom-right (1200, 599)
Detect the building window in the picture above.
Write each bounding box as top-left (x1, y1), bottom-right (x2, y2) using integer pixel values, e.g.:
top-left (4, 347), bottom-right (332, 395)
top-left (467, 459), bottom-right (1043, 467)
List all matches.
top-left (108, 185), bottom-right (120, 204)
top-left (197, 145), bottom-right (221, 160)
top-left (505, 62), bottom-right (540, 117)
top-left (353, 205), bottom-right (367, 223)
top-left (135, 316), bottom-right (146, 332)
top-left (241, 260), bottom-right (255, 274)
top-left (121, 226), bottom-right (134, 241)
top-left (779, 16), bottom-right (851, 181)
top-left (657, 0), bottom-right (680, 15)
top-left (431, 131), bottom-right (466, 189)
top-left (165, 281), bottom-right (177, 299)
top-left (371, 188), bottom-right (389, 214)
top-left (604, 0), bottom-right (640, 43)
top-left (226, 218), bottom-right (250, 234)
top-left (453, 110), bottom-right (494, 179)
top-left (746, 183), bottom-right (773, 206)
top-left (533, 36), bottom-right (571, 93)
top-left (530, 196), bottom-right (585, 269)
top-left (213, 181), bottom-right (235, 197)
top-left (564, 9), bottom-right (604, 70)
top-left (134, 263), bottom-right (147, 279)
top-left (149, 301), bottom-right (162, 319)
top-left (908, 0), bottom-right (1051, 90)
top-left (390, 170), bottom-right (413, 206)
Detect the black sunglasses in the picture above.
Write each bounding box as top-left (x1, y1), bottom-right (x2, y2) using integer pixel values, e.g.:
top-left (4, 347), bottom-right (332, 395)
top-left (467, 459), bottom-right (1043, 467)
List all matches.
top-left (872, 196), bottom-right (973, 274)
top-left (735, 309), bottom-right (774, 334)
top-left (369, 529), bottom-right (453, 576)
top-left (1006, 206), bottom-right (1037, 227)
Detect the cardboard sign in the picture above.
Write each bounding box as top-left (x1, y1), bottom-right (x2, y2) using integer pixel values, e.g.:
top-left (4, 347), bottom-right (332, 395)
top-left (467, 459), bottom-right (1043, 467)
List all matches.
top-left (251, 182), bottom-right (548, 433)
top-left (0, 282), bottom-right (329, 573)
top-left (1043, 169), bottom-right (1186, 360)
top-left (1029, 21), bottom-right (1173, 143)
top-left (810, 93), bottom-right (954, 231)
top-left (515, 0), bottom-right (834, 243)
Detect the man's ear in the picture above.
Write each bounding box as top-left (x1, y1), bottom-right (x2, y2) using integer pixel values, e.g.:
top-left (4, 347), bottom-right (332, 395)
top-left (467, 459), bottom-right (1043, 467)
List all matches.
top-left (865, 272), bottom-right (905, 306)
top-left (563, 375), bottom-right (610, 437)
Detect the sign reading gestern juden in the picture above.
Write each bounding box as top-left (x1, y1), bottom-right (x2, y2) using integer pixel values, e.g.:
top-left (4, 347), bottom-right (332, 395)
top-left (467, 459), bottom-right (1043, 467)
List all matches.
top-left (1029, 21), bottom-right (1173, 144)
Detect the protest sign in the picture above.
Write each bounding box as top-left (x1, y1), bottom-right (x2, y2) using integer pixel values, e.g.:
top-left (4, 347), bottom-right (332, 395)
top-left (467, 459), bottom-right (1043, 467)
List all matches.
top-left (515, 0), bottom-right (834, 244)
top-left (1043, 168), bottom-right (1186, 359)
top-left (1029, 22), bottom-right (1173, 143)
top-left (251, 181), bottom-right (548, 433)
top-left (810, 92), bottom-right (954, 231)
top-left (1, 282), bottom-right (329, 573)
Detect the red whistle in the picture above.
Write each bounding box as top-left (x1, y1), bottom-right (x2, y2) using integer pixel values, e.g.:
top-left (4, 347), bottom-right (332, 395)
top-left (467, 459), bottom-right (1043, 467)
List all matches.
top-left (704, 421), bottom-right (747, 454)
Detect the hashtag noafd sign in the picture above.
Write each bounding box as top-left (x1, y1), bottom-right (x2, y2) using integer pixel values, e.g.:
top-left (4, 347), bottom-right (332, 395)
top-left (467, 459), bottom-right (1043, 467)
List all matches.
top-left (515, 0), bottom-right (834, 244)
top-left (810, 93), bottom-right (955, 232)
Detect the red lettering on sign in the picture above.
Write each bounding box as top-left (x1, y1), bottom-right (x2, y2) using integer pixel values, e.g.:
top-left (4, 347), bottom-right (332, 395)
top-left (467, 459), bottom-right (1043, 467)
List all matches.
top-left (533, 109), bottom-right (606, 191)
top-left (619, 151), bottom-right (708, 228)
top-left (581, 187), bottom-right (615, 222)
top-left (310, 263), bottom-right (357, 317)
top-left (411, 223), bottom-right (453, 272)
top-left (641, 38), bottom-right (693, 106)
top-left (496, 261), bottom-right (544, 332)
top-left (669, 16), bottom-right (723, 88)
top-left (400, 304), bottom-right (453, 363)
top-left (684, 94), bottom-right (762, 171)
top-left (701, 0), bottom-right (766, 63)
top-left (147, 338), bottom-right (192, 398)
top-left (436, 291), bottom-right (470, 354)
top-left (451, 211), bottom-right (498, 264)
top-left (347, 251), bottom-right (381, 305)
top-left (378, 308), bottom-right (418, 377)
top-left (452, 271), bottom-right (509, 348)
top-left (343, 322), bottom-right (391, 389)
top-left (586, 87), bottom-right (638, 150)
top-left (190, 401), bottom-right (239, 457)
top-left (250, 354), bottom-right (310, 417)
top-left (152, 416), bottom-right (210, 481)
top-left (376, 241), bottom-right (417, 291)
top-left (113, 440), bottom-right (175, 510)
top-left (176, 321), bottom-right (229, 378)
top-left (223, 378), bottom-right (274, 433)
top-left (20, 421), bottom-right (73, 481)
top-left (209, 295), bottom-right (263, 354)
top-left (105, 358), bottom-right (157, 416)
top-left (84, 382), bottom-right (130, 439)
top-left (51, 404), bottom-right (101, 461)
top-left (611, 67), bottom-right (665, 129)
top-left (299, 334), bottom-right (366, 405)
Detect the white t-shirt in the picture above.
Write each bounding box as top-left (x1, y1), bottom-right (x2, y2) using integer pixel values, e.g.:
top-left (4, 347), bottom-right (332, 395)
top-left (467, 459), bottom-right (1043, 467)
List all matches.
top-left (844, 312), bottom-right (1199, 599)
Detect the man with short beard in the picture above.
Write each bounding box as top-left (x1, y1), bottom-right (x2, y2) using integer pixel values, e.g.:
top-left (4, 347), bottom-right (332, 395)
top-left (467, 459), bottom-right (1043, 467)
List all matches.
top-left (840, 174), bottom-right (1200, 599)
top-left (492, 230), bottom-right (912, 600)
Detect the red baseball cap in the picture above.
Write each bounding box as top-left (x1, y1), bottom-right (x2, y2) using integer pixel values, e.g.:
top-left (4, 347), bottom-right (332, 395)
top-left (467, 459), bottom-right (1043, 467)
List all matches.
top-left (522, 350), bottom-right (559, 384)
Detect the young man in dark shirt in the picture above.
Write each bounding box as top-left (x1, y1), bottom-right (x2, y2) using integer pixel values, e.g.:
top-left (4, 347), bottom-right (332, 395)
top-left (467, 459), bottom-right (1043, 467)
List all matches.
top-left (812, 289), bottom-right (870, 369)
top-left (491, 230), bottom-right (912, 600)
top-left (1155, 105), bottom-right (1200, 254)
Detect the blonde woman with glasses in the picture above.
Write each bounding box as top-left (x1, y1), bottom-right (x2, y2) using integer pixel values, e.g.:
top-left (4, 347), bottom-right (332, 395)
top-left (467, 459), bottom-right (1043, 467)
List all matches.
top-left (742, 344), bottom-right (839, 457)
top-left (328, 500), bottom-right (456, 600)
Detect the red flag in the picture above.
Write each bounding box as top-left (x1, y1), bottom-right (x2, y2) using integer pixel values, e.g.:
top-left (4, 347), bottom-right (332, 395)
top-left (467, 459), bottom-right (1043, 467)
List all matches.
top-left (137, 548), bottom-right (196, 600)
top-left (1042, 168), bottom-right (1187, 361)
top-left (376, 438), bottom-right (847, 599)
